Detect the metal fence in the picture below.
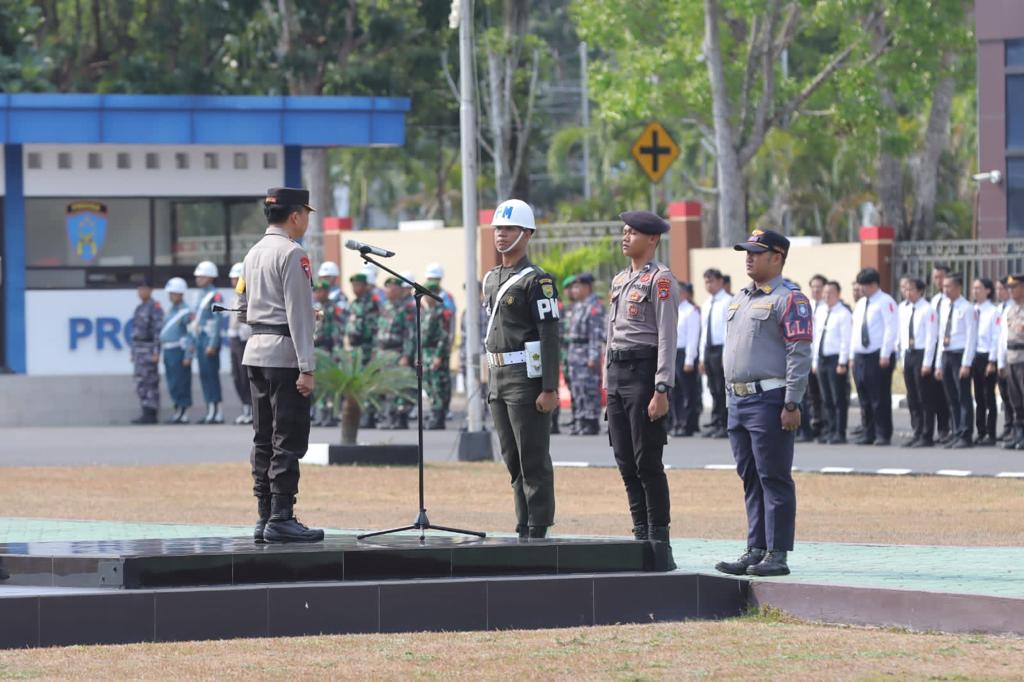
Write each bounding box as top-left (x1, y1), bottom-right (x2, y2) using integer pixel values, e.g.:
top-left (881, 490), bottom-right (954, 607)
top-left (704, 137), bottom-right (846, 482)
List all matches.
top-left (528, 221), bottom-right (672, 286)
top-left (893, 239), bottom-right (1024, 289)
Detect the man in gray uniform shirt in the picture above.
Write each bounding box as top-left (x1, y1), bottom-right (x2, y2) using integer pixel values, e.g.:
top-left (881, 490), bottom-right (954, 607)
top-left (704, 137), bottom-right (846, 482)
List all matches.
top-left (715, 229), bottom-right (812, 578)
top-left (238, 187), bottom-right (324, 544)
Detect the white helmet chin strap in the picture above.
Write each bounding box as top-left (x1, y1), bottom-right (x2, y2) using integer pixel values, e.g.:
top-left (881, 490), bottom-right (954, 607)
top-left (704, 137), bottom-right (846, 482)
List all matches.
top-left (496, 228), bottom-right (529, 254)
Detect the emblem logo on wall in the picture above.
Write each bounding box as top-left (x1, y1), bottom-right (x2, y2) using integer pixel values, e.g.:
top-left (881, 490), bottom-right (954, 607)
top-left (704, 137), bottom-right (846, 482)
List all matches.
top-left (66, 201), bottom-right (108, 263)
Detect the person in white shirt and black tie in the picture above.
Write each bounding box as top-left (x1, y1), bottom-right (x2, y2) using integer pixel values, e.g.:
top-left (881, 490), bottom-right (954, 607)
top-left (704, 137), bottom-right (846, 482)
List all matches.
top-left (971, 277), bottom-right (1001, 446)
top-left (798, 274), bottom-right (828, 443)
top-left (995, 277), bottom-right (1015, 441)
top-left (929, 265), bottom-right (953, 442)
top-left (850, 268), bottom-right (899, 445)
top-left (699, 268), bottom-right (731, 438)
top-left (671, 281), bottom-right (702, 437)
top-left (812, 280), bottom-right (852, 443)
top-left (935, 272), bottom-right (978, 449)
top-left (897, 277), bottom-right (937, 448)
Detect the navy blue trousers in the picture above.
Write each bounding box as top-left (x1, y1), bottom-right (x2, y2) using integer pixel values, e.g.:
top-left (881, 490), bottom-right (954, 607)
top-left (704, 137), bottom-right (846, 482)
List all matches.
top-left (727, 387), bottom-right (796, 551)
top-left (163, 348), bottom-right (193, 409)
top-left (196, 342), bottom-right (222, 404)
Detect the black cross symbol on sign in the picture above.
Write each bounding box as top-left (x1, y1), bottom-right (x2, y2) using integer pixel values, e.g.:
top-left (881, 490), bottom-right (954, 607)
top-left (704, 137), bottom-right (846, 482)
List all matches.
top-left (639, 131), bottom-right (672, 173)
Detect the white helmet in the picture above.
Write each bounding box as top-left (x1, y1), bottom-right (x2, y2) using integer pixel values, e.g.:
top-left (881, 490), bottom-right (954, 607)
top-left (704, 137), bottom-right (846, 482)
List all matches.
top-left (424, 262), bottom-right (444, 280)
top-left (165, 277), bottom-right (188, 294)
top-left (400, 271), bottom-right (416, 286)
top-left (492, 199), bottom-right (536, 231)
top-left (361, 263), bottom-right (379, 282)
top-left (318, 261), bottom-right (340, 278)
top-left (228, 262), bottom-right (244, 279)
top-left (193, 261), bottom-right (218, 278)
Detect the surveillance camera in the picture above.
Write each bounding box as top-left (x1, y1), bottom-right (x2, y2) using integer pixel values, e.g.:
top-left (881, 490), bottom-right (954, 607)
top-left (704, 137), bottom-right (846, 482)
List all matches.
top-left (972, 170), bottom-right (1003, 185)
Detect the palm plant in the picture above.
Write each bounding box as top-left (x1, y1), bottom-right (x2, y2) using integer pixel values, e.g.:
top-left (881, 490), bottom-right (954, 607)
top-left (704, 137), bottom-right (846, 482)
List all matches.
top-left (314, 349), bottom-right (418, 445)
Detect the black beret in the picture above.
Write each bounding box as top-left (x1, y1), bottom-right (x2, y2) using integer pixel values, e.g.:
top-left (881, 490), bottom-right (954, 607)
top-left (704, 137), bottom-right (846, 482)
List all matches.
top-left (734, 229), bottom-right (790, 257)
top-left (265, 187), bottom-right (315, 212)
top-left (576, 272), bottom-right (595, 285)
top-left (619, 211), bottom-right (669, 235)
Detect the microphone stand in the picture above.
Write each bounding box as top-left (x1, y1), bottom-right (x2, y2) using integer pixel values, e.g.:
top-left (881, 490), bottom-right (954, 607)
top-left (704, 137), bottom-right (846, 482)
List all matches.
top-left (353, 250), bottom-right (485, 542)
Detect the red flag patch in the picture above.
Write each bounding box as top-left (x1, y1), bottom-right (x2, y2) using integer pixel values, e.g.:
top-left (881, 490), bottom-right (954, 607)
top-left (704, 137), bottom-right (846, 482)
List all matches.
top-left (300, 256), bottom-right (312, 279)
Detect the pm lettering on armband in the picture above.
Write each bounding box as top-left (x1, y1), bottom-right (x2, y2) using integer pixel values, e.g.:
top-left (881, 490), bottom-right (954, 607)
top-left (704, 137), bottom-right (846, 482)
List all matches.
top-left (536, 298), bottom-right (560, 320)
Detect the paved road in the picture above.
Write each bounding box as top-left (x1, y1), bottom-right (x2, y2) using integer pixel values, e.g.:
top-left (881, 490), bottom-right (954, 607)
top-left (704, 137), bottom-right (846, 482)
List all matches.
top-left (3, 409), bottom-right (1023, 477)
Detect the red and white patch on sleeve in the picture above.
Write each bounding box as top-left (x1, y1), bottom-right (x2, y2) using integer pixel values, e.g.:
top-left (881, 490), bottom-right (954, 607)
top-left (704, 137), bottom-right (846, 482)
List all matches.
top-left (300, 256), bottom-right (312, 279)
top-left (656, 278), bottom-right (671, 301)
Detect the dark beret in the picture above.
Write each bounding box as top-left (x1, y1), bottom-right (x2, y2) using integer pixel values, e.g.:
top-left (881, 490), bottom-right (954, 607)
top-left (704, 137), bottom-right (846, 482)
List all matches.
top-left (265, 187), bottom-right (315, 212)
top-left (619, 211), bottom-right (669, 235)
top-left (576, 272), bottom-right (595, 285)
top-left (349, 273), bottom-right (368, 284)
top-left (734, 229), bottom-right (790, 257)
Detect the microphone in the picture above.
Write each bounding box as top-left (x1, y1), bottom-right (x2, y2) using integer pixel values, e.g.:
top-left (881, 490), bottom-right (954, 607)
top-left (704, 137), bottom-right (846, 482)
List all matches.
top-left (345, 239), bottom-right (395, 258)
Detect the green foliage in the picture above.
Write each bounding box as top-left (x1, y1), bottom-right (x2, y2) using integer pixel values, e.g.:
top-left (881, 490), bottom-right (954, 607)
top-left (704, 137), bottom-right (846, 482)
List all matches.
top-left (314, 349), bottom-right (417, 412)
top-left (535, 238), bottom-right (620, 298)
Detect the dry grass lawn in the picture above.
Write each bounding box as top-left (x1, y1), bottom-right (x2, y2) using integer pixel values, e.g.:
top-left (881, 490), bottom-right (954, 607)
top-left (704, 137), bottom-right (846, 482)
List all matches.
top-left (1, 462), bottom-right (1022, 545)
top-left (2, 612), bottom-right (1024, 680)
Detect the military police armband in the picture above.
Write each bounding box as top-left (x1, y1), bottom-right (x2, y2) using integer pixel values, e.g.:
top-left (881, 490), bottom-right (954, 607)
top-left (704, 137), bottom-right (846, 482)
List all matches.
top-left (782, 292), bottom-right (813, 342)
top-left (531, 276), bottom-right (560, 322)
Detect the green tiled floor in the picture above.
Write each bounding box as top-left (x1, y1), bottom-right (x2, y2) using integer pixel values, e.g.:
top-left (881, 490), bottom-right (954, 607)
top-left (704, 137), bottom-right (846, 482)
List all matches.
top-left (1, 518), bottom-right (1021, 600)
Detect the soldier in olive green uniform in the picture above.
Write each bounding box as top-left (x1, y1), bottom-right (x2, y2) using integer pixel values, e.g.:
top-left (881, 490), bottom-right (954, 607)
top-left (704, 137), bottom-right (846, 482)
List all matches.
top-left (312, 279), bottom-right (346, 426)
top-left (483, 199), bottom-right (561, 539)
top-left (422, 281), bottom-right (454, 430)
top-left (346, 272), bottom-right (381, 428)
top-left (377, 275), bottom-right (418, 429)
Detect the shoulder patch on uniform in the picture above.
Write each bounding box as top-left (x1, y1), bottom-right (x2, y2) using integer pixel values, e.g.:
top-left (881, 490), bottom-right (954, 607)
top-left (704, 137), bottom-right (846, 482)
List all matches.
top-left (657, 278), bottom-right (671, 301)
top-left (782, 292), bottom-right (813, 342)
top-left (541, 282), bottom-right (554, 299)
top-left (234, 276), bottom-right (246, 295)
top-left (299, 256), bottom-right (311, 279)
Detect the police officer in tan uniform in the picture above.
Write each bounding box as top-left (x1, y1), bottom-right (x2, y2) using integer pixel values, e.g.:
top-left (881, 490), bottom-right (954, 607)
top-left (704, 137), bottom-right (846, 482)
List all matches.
top-left (483, 199), bottom-right (561, 539)
top-left (605, 211), bottom-right (678, 569)
top-left (238, 187), bottom-right (323, 544)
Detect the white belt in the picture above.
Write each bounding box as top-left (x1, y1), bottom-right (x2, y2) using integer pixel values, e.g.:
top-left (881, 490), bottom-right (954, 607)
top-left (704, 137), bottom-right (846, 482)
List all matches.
top-left (162, 340), bottom-right (185, 350)
top-left (487, 350), bottom-right (527, 367)
top-left (728, 377), bottom-right (786, 397)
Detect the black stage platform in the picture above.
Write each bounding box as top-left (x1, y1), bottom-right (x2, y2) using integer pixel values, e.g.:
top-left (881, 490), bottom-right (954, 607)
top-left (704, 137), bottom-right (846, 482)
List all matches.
top-left (0, 534), bottom-right (662, 589)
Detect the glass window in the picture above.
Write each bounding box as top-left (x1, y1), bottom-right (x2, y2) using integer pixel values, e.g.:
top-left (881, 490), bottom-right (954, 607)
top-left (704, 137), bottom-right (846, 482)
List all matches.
top-left (88, 152), bottom-right (102, 169)
top-left (1009, 39), bottom-right (1024, 66)
top-left (204, 153), bottom-right (219, 170)
top-left (263, 152), bottom-right (277, 169)
top-left (1009, 159), bottom-right (1024, 236)
top-left (57, 152), bottom-right (72, 169)
top-left (228, 199), bottom-right (267, 262)
top-left (233, 153), bottom-right (248, 170)
top-left (146, 153), bottom-right (160, 169)
top-left (1008, 75), bottom-right (1024, 149)
top-left (27, 152), bottom-right (41, 169)
top-left (154, 199), bottom-right (227, 266)
top-left (175, 152), bottom-right (189, 170)
top-left (25, 198), bottom-right (151, 267)
top-left (117, 152), bottom-right (131, 169)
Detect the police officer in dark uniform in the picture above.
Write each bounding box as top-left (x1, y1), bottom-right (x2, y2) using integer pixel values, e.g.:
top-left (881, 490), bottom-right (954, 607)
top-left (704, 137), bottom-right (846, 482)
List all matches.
top-left (130, 278), bottom-right (164, 424)
top-left (715, 229), bottom-right (812, 578)
top-left (483, 198), bottom-right (561, 539)
top-left (238, 187), bottom-right (323, 544)
top-left (605, 211), bottom-right (679, 568)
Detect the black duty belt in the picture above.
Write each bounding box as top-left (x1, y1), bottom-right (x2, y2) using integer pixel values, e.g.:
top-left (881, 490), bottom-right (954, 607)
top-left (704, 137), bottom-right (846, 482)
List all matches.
top-left (251, 323), bottom-right (291, 337)
top-left (1009, 342), bottom-right (1024, 351)
top-left (607, 347), bottom-right (657, 362)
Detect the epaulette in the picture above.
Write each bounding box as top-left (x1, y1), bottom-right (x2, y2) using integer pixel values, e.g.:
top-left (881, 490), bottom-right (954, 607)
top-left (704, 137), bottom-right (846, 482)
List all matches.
top-left (783, 279), bottom-right (802, 291)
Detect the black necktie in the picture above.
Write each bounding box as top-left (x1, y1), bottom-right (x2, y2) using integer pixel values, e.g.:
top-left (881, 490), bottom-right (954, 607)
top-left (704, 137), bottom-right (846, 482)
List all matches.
top-left (933, 297), bottom-right (943, 362)
top-left (943, 300), bottom-right (954, 347)
top-left (706, 296), bottom-right (715, 349)
top-left (819, 307), bottom-right (831, 358)
top-left (861, 296), bottom-right (871, 347)
top-left (908, 304), bottom-right (916, 349)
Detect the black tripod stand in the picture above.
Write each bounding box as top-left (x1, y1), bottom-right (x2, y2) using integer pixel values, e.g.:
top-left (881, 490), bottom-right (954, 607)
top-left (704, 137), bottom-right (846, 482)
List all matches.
top-left (354, 252), bottom-right (485, 542)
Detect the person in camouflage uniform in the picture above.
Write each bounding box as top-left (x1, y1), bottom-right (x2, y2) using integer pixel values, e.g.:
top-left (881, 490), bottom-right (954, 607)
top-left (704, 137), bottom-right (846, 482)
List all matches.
top-left (130, 279), bottom-right (164, 424)
top-left (376, 275), bottom-right (417, 429)
top-left (459, 287), bottom-right (490, 422)
top-left (312, 279), bottom-right (346, 426)
top-left (346, 271), bottom-right (381, 428)
top-left (422, 281), bottom-right (453, 430)
top-left (567, 273), bottom-right (606, 435)
top-left (551, 275), bottom-right (576, 434)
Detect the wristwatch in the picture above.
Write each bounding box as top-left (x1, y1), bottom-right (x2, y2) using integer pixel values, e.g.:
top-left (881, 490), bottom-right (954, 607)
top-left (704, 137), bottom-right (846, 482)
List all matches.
top-left (655, 382), bottom-right (669, 394)
top-left (784, 401), bottom-right (799, 412)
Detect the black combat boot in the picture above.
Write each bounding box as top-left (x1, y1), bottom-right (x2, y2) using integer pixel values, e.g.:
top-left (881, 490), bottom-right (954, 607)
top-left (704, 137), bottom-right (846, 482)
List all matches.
top-left (648, 526), bottom-right (677, 571)
top-left (715, 547), bottom-right (766, 576)
top-left (396, 413), bottom-right (409, 430)
top-left (632, 525), bottom-right (649, 541)
top-left (1004, 426), bottom-right (1022, 450)
top-left (427, 410), bottom-right (446, 430)
top-left (527, 526), bottom-right (548, 539)
top-left (746, 550), bottom-right (790, 576)
top-left (131, 407), bottom-right (157, 425)
top-left (263, 495), bottom-right (324, 543)
top-left (516, 525), bottom-right (529, 540)
top-left (580, 419), bottom-right (600, 435)
top-left (253, 496), bottom-right (271, 543)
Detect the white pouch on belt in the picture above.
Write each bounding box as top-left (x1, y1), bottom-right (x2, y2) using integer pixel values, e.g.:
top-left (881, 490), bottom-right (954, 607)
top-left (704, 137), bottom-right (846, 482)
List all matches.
top-left (525, 340), bottom-right (543, 379)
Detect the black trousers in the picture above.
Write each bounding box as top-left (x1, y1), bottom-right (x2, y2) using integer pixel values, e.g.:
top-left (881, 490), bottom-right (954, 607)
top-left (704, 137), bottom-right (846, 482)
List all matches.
top-left (247, 365), bottom-right (311, 497)
top-left (903, 349), bottom-right (934, 442)
top-left (704, 344), bottom-right (726, 429)
top-left (1007, 363), bottom-right (1024, 427)
top-left (607, 357), bottom-right (670, 528)
top-left (928, 361), bottom-right (951, 435)
top-left (817, 355), bottom-right (849, 439)
top-left (670, 352), bottom-right (700, 433)
top-left (853, 351), bottom-right (894, 441)
top-left (972, 352), bottom-right (998, 438)
top-left (940, 351), bottom-right (974, 441)
top-left (230, 337), bottom-right (251, 404)
top-left (998, 373), bottom-right (1015, 433)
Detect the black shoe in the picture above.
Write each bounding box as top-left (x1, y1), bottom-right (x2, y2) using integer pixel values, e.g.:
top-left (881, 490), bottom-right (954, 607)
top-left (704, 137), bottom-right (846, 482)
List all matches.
top-left (1004, 436), bottom-right (1021, 450)
top-left (131, 407), bottom-right (157, 425)
top-left (427, 410), bottom-right (446, 430)
top-left (253, 496), bottom-right (271, 543)
top-left (516, 525), bottom-right (529, 540)
top-left (527, 525), bottom-right (548, 539)
top-left (949, 438), bottom-right (973, 449)
top-left (850, 426), bottom-right (864, 437)
top-left (263, 495), bottom-right (324, 543)
top-left (874, 438), bottom-right (891, 446)
top-left (938, 431), bottom-right (952, 444)
top-left (579, 419), bottom-right (600, 435)
top-left (976, 435), bottom-right (997, 447)
top-left (396, 414), bottom-right (409, 430)
top-left (632, 525), bottom-right (649, 541)
top-left (747, 550), bottom-right (790, 577)
top-left (648, 525), bottom-right (676, 571)
top-left (795, 433), bottom-right (814, 443)
top-left (165, 407), bottom-right (184, 424)
top-left (715, 547), bottom-right (766, 576)
top-left (998, 427), bottom-right (1012, 442)
top-left (910, 438), bottom-right (934, 448)
top-left (854, 436), bottom-right (875, 445)
top-left (901, 436), bottom-right (921, 448)
top-left (827, 434), bottom-right (847, 444)
top-left (711, 428), bottom-right (728, 439)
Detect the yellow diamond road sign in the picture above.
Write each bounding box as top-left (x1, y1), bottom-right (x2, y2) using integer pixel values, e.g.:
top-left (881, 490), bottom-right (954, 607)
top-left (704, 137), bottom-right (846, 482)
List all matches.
top-left (631, 121), bottom-right (680, 184)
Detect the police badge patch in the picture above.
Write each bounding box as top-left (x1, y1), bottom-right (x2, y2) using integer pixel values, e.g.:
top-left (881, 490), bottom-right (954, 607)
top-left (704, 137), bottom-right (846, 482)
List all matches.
top-left (541, 282), bottom-right (554, 298)
top-left (657, 278), bottom-right (671, 301)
